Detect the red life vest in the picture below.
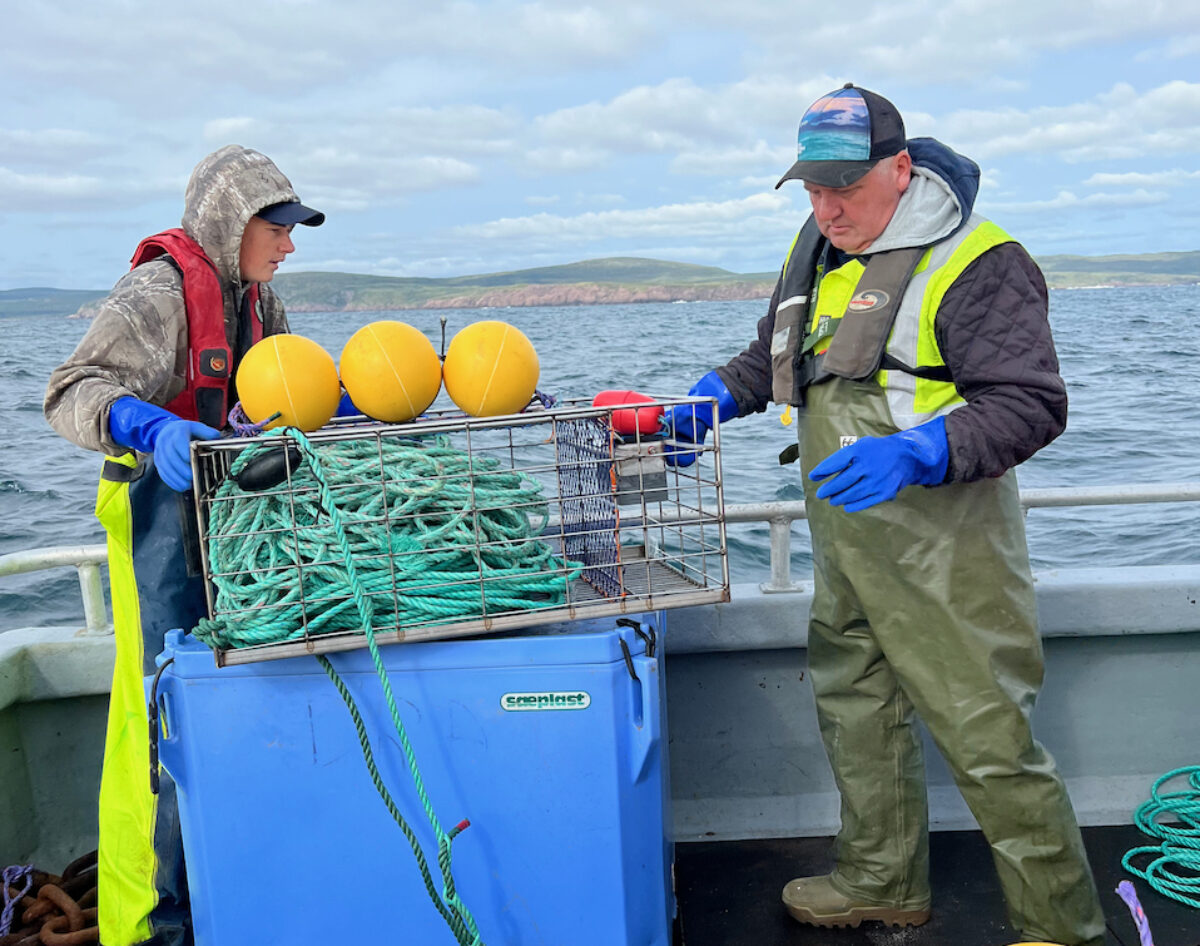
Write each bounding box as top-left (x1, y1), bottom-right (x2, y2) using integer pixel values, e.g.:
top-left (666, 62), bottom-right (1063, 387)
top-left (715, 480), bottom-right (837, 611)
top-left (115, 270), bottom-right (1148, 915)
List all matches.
top-left (129, 228), bottom-right (262, 428)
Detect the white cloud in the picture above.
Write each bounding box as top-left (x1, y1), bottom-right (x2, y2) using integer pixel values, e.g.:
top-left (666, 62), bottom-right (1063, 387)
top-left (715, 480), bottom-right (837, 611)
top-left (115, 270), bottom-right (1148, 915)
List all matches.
top-left (938, 81), bottom-right (1200, 162)
top-left (0, 129), bottom-right (111, 165)
top-left (985, 188), bottom-right (1169, 214)
top-left (524, 147), bottom-right (611, 173)
top-left (203, 118), bottom-right (260, 142)
top-left (528, 75), bottom-right (834, 178)
top-left (671, 141), bottom-right (791, 177)
top-left (0, 166), bottom-right (174, 212)
top-left (739, 174), bottom-right (782, 190)
top-left (4, 1), bottom-right (660, 99)
top-left (454, 192), bottom-right (791, 246)
top-left (575, 193), bottom-right (628, 207)
top-left (1084, 169), bottom-right (1200, 187)
top-left (1136, 32), bottom-right (1200, 60)
top-left (676, 0), bottom-right (1200, 85)
top-left (3, 0), bottom-right (1200, 288)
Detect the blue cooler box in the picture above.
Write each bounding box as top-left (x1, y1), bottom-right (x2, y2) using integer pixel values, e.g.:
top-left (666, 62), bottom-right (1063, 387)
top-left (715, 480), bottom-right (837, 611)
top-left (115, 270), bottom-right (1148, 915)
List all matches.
top-left (155, 614), bottom-right (673, 946)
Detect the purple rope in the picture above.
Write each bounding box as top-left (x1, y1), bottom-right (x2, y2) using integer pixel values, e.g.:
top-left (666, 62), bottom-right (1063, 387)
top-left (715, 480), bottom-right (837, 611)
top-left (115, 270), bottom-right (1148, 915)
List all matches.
top-left (1117, 880), bottom-right (1155, 946)
top-left (1, 864), bottom-right (34, 936)
top-left (227, 402), bottom-right (279, 438)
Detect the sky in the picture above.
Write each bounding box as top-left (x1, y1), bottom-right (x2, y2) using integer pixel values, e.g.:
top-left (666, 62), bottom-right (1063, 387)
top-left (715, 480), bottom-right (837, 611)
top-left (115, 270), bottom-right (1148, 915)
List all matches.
top-left (3, 0), bottom-right (1199, 291)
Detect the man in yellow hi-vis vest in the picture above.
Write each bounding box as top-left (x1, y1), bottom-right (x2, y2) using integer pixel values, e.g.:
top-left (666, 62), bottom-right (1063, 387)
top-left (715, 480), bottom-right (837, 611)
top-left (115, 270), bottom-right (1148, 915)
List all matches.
top-left (44, 145), bottom-right (323, 946)
top-left (663, 85), bottom-right (1106, 946)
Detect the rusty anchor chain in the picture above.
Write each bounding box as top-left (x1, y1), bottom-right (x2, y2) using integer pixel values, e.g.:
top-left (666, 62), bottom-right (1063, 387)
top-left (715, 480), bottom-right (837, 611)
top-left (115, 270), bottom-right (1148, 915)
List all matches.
top-left (0, 851), bottom-right (98, 946)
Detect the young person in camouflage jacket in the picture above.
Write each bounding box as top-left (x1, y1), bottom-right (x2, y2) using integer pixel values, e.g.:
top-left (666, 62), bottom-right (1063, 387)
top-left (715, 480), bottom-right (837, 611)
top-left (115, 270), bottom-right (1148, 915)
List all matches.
top-left (44, 145), bottom-right (323, 946)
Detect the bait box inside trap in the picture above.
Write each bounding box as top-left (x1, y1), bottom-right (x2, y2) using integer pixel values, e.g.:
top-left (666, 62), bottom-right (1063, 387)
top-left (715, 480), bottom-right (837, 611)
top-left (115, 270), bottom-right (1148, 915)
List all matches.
top-left (191, 396), bottom-right (728, 666)
top-left (155, 612), bottom-right (674, 946)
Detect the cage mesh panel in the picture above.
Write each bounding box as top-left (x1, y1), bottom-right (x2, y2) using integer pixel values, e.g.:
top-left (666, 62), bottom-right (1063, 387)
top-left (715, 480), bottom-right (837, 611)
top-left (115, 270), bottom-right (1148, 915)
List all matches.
top-left (553, 417), bottom-right (622, 598)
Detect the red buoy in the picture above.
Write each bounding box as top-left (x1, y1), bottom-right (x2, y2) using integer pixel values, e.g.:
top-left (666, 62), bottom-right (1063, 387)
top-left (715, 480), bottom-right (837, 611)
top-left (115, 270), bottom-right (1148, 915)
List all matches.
top-left (592, 390), bottom-right (664, 438)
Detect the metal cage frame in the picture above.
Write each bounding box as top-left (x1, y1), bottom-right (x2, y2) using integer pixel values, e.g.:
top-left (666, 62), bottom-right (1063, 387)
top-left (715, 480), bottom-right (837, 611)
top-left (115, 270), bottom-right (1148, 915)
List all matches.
top-left (191, 396), bottom-right (728, 665)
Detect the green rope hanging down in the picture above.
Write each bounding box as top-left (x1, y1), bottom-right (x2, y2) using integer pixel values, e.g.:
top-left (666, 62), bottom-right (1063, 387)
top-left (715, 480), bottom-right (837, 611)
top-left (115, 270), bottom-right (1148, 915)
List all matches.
top-left (191, 426), bottom-right (588, 946)
top-left (194, 429), bottom-right (582, 649)
top-left (318, 653), bottom-right (482, 945)
top-left (1123, 765), bottom-right (1200, 909)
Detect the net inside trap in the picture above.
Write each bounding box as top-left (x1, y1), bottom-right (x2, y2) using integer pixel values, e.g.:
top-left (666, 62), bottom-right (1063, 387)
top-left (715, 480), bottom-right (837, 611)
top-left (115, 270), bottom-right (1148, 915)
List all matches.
top-left (191, 397), bottom-right (728, 665)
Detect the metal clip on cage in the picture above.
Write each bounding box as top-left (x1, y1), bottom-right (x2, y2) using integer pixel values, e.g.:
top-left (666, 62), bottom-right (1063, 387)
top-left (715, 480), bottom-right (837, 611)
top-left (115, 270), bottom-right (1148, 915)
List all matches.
top-left (189, 396), bottom-right (729, 665)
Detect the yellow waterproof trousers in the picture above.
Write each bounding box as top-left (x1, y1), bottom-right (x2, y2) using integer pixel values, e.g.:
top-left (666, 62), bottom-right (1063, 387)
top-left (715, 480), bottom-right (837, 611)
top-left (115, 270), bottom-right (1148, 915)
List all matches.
top-left (95, 454), bottom-right (193, 946)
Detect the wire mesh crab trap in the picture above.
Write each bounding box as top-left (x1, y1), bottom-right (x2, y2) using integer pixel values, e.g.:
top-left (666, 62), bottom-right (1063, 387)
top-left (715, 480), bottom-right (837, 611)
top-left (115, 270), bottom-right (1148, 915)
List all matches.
top-left (190, 396), bottom-right (728, 665)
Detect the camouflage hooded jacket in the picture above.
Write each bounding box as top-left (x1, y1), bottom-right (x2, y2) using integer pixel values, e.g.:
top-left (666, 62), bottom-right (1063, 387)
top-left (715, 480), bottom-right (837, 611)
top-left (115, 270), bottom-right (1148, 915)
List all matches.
top-left (44, 145), bottom-right (300, 454)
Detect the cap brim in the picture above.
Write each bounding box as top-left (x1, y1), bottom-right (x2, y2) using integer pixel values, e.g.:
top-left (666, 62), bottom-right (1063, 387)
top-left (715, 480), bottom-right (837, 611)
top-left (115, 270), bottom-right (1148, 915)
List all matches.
top-left (257, 201), bottom-right (325, 227)
top-left (775, 159), bottom-right (880, 190)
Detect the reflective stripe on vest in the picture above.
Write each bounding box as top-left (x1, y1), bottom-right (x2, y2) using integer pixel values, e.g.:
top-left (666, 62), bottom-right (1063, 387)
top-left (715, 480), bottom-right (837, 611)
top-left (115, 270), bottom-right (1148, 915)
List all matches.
top-left (804, 213), bottom-right (1013, 429)
top-left (876, 213), bottom-right (1012, 428)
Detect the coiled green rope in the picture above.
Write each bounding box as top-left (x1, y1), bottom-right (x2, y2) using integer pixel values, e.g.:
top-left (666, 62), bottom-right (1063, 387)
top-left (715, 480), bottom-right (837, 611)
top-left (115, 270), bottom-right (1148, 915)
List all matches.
top-left (1123, 766), bottom-right (1200, 909)
top-left (195, 429), bottom-right (581, 648)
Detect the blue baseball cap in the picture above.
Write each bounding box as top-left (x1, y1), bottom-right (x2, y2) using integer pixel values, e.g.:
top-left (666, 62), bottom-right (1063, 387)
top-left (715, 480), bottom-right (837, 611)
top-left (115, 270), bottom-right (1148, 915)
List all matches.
top-left (776, 84), bottom-right (907, 189)
top-left (256, 200), bottom-right (325, 227)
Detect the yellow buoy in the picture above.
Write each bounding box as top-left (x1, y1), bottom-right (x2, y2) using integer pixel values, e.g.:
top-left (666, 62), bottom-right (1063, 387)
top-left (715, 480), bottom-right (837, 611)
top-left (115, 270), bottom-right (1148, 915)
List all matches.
top-left (236, 334), bottom-right (341, 431)
top-left (442, 320), bottom-right (539, 417)
top-left (339, 321), bottom-right (442, 423)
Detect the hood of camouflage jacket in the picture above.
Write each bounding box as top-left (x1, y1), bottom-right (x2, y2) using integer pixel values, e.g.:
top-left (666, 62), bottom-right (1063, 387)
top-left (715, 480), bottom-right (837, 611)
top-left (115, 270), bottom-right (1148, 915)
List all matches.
top-left (180, 144), bottom-right (303, 291)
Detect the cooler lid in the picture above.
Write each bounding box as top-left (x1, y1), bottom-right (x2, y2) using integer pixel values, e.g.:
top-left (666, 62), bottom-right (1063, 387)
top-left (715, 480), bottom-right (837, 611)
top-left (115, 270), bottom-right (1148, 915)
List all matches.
top-left (157, 611), bottom-right (662, 679)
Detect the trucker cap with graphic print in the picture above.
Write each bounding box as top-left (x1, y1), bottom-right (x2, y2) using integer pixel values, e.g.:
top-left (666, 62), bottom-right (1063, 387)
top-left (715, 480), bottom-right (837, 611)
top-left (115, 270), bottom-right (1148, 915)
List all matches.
top-left (775, 83), bottom-right (907, 189)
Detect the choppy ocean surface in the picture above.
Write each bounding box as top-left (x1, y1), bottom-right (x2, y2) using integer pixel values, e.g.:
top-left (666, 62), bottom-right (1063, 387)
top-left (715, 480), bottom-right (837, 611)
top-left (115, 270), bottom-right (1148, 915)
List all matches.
top-left (3, 287), bottom-right (1199, 629)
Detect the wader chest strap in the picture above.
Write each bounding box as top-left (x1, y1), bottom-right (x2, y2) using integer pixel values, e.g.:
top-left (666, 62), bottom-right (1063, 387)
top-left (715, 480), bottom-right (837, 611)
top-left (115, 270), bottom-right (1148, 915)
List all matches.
top-left (819, 246), bottom-right (925, 381)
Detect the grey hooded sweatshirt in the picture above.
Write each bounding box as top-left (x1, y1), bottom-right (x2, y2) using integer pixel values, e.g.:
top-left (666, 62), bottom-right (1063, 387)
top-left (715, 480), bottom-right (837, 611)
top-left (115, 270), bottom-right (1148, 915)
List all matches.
top-left (44, 145), bottom-right (297, 454)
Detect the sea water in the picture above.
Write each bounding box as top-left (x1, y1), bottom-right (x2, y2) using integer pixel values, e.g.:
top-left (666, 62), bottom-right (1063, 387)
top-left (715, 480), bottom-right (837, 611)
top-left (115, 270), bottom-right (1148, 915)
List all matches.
top-left (3, 286), bottom-right (1199, 629)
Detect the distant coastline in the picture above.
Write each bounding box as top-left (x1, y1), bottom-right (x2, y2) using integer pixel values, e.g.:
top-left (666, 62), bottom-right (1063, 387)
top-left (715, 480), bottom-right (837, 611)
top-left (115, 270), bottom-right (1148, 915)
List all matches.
top-left (3, 250), bottom-right (1198, 319)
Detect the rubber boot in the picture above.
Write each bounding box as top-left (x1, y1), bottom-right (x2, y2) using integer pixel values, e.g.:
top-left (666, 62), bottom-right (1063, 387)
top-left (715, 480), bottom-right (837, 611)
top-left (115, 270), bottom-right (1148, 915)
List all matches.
top-left (781, 874), bottom-right (931, 929)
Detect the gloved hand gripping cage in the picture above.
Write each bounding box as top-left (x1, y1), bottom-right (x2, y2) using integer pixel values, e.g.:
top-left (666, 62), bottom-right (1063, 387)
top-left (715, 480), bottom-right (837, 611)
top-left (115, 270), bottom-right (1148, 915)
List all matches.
top-left (191, 397), bottom-right (728, 665)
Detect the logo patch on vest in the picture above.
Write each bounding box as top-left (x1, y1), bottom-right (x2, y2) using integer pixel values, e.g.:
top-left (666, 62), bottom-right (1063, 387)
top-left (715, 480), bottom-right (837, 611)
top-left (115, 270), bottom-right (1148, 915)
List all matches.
top-left (847, 290), bottom-right (889, 313)
top-left (200, 348), bottom-right (229, 378)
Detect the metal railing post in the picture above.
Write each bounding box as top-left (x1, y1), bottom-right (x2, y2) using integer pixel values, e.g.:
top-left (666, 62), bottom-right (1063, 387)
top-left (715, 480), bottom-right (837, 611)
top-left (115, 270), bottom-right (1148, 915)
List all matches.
top-left (78, 560), bottom-right (109, 634)
top-left (760, 516), bottom-right (805, 594)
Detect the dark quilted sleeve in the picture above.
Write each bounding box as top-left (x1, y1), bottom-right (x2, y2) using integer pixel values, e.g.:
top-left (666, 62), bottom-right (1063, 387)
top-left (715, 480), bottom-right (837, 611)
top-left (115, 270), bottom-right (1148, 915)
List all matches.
top-left (713, 277), bottom-right (780, 417)
top-left (937, 242), bottom-right (1067, 482)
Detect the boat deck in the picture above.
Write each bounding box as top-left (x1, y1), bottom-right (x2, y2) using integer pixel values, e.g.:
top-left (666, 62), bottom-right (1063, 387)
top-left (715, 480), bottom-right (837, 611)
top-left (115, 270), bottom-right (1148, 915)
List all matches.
top-left (673, 825), bottom-right (1200, 946)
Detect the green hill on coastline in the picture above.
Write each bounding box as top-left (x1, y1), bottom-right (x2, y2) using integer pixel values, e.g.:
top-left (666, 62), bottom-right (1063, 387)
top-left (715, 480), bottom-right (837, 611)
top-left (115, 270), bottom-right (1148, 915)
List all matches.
top-left (1037, 250), bottom-right (1200, 289)
top-left (6, 251), bottom-right (1199, 319)
top-left (272, 258), bottom-right (777, 312)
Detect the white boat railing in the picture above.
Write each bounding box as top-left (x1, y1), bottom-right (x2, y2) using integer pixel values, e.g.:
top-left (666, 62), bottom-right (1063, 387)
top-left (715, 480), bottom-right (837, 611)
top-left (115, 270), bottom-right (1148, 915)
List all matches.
top-left (0, 544), bottom-right (109, 634)
top-left (724, 481), bottom-right (1200, 593)
top-left (2, 482), bottom-right (1200, 629)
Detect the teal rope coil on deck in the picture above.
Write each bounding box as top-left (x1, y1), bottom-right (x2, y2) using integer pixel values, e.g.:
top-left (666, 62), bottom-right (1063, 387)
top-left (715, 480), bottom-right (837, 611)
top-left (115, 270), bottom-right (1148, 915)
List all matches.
top-left (194, 429), bottom-right (582, 648)
top-left (1122, 766), bottom-right (1200, 909)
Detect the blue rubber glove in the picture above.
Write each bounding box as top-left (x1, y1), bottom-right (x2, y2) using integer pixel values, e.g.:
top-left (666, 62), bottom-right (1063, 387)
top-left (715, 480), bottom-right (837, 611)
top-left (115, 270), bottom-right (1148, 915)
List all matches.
top-left (663, 371), bottom-right (738, 468)
top-left (108, 396), bottom-right (220, 492)
top-left (808, 416), bottom-right (949, 513)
